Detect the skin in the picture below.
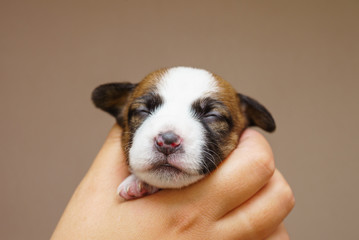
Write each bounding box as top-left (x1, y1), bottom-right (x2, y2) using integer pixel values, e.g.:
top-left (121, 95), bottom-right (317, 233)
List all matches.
top-left (51, 124), bottom-right (295, 240)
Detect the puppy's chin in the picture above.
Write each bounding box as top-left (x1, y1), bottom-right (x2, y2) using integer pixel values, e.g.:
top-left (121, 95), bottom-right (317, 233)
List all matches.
top-left (133, 169), bottom-right (204, 189)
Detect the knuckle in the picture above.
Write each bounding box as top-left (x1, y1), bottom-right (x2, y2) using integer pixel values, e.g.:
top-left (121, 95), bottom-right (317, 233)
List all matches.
top-left (254, 150), bottom-right (275, 179)
top-left (243, 216), bottom-right (271, 240)
top-left (277, 180), bottom-right (295, 212)
top-left (284, 187), bottom-right (296, 211)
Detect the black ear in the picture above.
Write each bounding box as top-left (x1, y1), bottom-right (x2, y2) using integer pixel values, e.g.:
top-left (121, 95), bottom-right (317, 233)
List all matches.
top-left (92, 83), bottom-right (137, 124)
top-left (237, 93), bottom-right (276, 132)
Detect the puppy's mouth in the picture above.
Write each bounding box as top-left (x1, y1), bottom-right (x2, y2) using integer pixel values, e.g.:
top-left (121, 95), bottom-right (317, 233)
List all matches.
top-left (151, 163), bottom-right (183, 174)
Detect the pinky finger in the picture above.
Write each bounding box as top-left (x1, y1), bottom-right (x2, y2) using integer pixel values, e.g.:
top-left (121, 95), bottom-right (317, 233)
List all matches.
top-left (265, 223), bottom-right (290, 240)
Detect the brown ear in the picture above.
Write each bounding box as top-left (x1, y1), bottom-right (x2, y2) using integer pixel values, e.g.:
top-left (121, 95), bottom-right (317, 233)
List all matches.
top-left (92, 83), bottom-right (137, 125)
top-left (237, 93), bottom-right (276, 132)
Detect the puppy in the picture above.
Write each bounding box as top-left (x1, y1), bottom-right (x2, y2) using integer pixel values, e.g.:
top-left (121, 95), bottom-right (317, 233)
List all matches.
top-left (92, 66), bottom-right (275, 200)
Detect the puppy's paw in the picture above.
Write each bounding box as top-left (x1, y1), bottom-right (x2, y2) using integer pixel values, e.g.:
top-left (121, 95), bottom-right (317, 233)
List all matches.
top-left (117, 174), bottom-right (159, 200)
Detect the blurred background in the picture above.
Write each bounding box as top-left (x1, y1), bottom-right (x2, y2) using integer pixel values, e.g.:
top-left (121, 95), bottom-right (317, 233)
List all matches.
top-left (1, 0), bottom-right (358, 239)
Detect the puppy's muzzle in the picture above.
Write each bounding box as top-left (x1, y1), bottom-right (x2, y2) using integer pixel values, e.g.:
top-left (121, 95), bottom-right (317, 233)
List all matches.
top-left (155, 131), bottom-right (182, 155)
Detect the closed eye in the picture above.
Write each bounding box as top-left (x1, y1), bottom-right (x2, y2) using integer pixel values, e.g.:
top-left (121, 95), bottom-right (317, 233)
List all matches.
top-left (204, 111), bottom-right (221, 117)
top-left (134, 106), bottom-right (151, 117)
top-left (129, 93), bottom-right (163, 122)
top-left (204, 112), bottom-right (224, 122)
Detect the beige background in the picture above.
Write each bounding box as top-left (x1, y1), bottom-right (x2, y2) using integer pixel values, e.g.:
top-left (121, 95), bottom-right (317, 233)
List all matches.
top-left (1, 0), bottom-right (358, 239)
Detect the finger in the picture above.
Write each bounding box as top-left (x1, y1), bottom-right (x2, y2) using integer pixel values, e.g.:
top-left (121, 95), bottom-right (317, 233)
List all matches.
top-left (215, 170), bottom-right (295, 240)
top-left (265, 223), bottom-right (290, 240)
top-left (185, 128), bottom-right (275, 219)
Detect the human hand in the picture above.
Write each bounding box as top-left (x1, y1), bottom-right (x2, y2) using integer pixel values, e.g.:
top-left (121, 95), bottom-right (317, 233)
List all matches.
top-left (51, 124), bottom-right (294, 239)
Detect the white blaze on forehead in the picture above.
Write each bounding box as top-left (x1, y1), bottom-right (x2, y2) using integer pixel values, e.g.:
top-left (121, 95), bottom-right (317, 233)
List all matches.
top-left (158, 67), bottom-right (219, 104)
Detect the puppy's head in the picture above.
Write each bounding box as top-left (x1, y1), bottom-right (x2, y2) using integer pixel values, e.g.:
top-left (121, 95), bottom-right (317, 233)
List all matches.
top-left (92, 67), bottom-right (275, 188)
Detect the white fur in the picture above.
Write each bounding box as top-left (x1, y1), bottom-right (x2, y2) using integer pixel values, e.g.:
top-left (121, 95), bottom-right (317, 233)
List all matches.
top-left (129, 67), bottom-right (219, 188)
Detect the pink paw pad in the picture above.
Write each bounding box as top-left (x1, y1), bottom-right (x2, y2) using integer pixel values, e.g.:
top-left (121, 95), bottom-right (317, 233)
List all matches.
top-left (117, 174), bottom-right (159, 200)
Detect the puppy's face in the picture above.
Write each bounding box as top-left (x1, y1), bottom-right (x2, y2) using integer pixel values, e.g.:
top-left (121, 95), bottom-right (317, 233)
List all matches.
top-left (93, 67), bottom-right (275, 188)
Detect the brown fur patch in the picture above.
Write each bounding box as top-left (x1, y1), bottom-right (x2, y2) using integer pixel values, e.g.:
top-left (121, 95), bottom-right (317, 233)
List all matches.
top-left (211, 73), bottom-right (248, 156)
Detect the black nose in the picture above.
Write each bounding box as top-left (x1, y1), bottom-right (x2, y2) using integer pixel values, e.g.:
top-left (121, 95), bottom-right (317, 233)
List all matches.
top-left (155, 131), bottom-right (182, 155)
